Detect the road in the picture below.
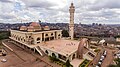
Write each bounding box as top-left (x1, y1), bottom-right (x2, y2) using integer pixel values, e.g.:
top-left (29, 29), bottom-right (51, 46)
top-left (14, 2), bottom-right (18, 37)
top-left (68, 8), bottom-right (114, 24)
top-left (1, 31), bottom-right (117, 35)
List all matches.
top-left (89, 46), bottom-right (117, 67)
top-left (101, 48), bottom-right (114, 67)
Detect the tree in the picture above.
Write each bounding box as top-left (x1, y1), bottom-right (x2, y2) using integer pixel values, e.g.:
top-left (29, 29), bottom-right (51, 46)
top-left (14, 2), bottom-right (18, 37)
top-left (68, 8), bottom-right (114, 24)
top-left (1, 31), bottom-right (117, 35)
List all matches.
top-left (108, 58), bottom-right (120, 67)
top-left (108, 64), bottom-right (116, 67)
top-left (0, 31), bottom-right (10, 40)
top-left (62, 30), bottom-right (69, 37)
top-left (66, 60), bottom-right (71, 67)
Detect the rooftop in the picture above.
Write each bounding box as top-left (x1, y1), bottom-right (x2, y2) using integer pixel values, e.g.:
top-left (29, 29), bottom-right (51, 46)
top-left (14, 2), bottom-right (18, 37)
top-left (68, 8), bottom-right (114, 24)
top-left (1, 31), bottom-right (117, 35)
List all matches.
top-left (12, 29), bottom-right (61, 32)
top-left (39, 39), bottom-right (80, 56)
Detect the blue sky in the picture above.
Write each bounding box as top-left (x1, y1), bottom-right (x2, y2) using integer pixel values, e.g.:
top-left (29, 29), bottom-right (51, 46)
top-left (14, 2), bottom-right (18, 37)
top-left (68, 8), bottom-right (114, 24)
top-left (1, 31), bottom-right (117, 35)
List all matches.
top-left (0, 0), bottom-right (120, 24)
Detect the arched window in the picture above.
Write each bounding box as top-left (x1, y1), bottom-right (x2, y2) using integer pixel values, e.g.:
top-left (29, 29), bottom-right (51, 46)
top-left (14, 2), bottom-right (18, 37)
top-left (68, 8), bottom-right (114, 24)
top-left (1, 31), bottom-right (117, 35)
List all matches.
top-left (24, 39), bottom-right (25, 42)
top-left (58, 34), bottom-right (60, 36)
top-left (72, 54), bottom-right (75, 60)
top-left (18, 38), bottom-right (20, 41)
top-left (52, 53), bottom-right (56, 57)
top-left (45, 50), bottom-right (48, 54)
top-left (29, 36), bottom-right (31, 38)
top-left (45, 34), bottom-right (48, 36)
top-left (51, 33), bottom-right (53, 36)
top-left (37, 38), bottom-right (40, 41)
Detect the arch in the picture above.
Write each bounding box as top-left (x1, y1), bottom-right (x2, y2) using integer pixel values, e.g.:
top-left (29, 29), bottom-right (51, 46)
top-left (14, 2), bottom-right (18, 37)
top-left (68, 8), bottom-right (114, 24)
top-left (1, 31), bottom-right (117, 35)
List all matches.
top-left (72, 54), bottom-right (75, 60)
top-left (45, 34), bottom-right (48, 36)
top-left (52, 53), bottom-right (56, 57)
top-left (77, 38), bottom-right (89, 59)
top-left (24, 39), bottom-right (25, 42)
top-left (18, 36), bottom-right (20, 41)
top-left (37, 37), bottom-right (40, 43)
top-left (51, 33), bottom-right (53, 36)
top-left (16, 35), bottom-right (18, 40)
top-left (37, 37), bottom-right (40, 41)
top-left (45, 50), bottom-right (49, 54)
top-left (58, 34), bottom-right (60, 36)
top-left (29, 36), bottom-right (31, 38)
top-left (21, 38), bottom-right (22, 41)
top-left (31, 38), bottom-right (34, 44)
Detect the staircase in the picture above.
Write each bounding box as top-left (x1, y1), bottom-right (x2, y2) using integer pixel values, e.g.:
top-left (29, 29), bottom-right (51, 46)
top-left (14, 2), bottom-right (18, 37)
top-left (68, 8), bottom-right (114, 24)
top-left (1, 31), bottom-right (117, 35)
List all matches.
top-left (35, 46), bottom-right (45, 56)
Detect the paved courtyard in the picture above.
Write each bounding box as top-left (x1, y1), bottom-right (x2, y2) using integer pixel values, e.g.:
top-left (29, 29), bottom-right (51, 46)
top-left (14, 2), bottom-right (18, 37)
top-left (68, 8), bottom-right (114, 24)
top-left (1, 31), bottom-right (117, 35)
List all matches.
top-left (0, 40), bottom-right (52, 67)
top-left (70, 59), bottom-right (84, 67)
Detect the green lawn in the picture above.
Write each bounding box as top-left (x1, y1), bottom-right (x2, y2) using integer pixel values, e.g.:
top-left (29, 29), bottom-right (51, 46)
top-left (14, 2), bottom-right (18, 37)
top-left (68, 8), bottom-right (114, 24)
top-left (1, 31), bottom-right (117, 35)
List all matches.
top-left (79, 59), bottom-right (90, 67)
top-left (0, 31), bottom-right (10, 40)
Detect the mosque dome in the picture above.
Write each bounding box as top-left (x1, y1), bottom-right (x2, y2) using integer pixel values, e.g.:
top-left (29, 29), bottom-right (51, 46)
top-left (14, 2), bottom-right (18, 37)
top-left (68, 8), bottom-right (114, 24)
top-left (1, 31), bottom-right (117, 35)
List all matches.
top-left (44, 26), bottom-right (50, 30)
top-left (30, 22), bottom-right (40, 26)
top-left (29, 22), bottom-right (41, 31)
top-left (20, 26), bottom-right (27, 31)
top-left (27, 26), bottom-right (35, 32)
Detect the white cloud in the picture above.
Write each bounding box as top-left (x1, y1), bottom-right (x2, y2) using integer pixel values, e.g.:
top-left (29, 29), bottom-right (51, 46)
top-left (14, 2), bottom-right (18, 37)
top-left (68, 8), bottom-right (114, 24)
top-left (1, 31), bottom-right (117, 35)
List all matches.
top-left (0, 0), bottom-right (120, 24)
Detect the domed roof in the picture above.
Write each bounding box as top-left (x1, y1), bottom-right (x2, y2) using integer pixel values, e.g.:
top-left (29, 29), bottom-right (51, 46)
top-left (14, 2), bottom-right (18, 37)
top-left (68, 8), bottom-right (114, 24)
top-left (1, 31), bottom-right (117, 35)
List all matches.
top-left (27, 26), bottom-right (34, 29)
top-left (27, 26), bottom-right (35, 32)
top-left (30, 22), bottom-right (40, 27)
top-left (45, 26), bottom-right (49, 28)
top-left (44, 26), bottom-right (50, 30)
top-left (29, 22), bottom-right (41, 31)
top-left (20, 26), bottom-right (27, 31)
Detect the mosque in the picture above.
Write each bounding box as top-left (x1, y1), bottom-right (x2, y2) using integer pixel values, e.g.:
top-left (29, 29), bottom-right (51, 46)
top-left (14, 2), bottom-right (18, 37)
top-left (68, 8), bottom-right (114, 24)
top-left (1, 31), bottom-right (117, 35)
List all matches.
top-left (9, 3), bottom-right (96, 64)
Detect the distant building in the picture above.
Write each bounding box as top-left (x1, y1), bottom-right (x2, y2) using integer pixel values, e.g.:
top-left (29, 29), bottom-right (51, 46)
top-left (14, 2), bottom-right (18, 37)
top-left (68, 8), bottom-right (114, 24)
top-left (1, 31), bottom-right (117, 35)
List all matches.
top-left (116, 37), bottom-right (120, 42)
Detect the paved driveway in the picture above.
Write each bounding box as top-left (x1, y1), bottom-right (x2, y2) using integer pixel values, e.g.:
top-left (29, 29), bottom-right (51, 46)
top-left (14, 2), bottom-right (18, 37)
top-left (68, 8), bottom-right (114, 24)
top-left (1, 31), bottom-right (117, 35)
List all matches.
top-left (101, 48), bottom-right (114, 67)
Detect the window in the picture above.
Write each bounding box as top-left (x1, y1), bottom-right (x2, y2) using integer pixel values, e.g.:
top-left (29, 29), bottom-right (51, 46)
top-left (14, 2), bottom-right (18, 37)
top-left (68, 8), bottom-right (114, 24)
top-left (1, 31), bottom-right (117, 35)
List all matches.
top-left (18, 38), bottom-right (20, 41)
top-left (37, 42), bottom-right (40, 43)
top-left (45, 34), bottom-right (48, 36)
top-left (24, 39), bottom-right (25, 42)
top-left (88, 52), bottom-right (95, 57)
top-left (37, 38), bottom-right (40, 41)
top-left (52, 53), bottom-right (56, 57)
top-left (45, 50), bottom-right (48, 54)
top-left (29, 36), bottom-right (31, 38)
top-left (58, 54), bottom-right (66, 61)
top-left (72, 54), bottom-right (75, 60)
top-left (58, 34), bottom-right (60, 36)
top-left (51, 33), bottom-right (53, 36)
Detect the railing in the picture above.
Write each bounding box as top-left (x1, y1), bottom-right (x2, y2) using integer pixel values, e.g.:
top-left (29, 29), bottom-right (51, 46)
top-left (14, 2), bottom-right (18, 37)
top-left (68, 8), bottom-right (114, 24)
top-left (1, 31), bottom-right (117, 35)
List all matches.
top-left (35, 46), bottom-right (45, 56)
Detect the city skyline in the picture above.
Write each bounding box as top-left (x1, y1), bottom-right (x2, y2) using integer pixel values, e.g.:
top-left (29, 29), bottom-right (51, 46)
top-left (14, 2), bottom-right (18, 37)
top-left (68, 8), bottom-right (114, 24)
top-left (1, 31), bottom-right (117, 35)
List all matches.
top-left (0, 0), bottom-right (120, 24)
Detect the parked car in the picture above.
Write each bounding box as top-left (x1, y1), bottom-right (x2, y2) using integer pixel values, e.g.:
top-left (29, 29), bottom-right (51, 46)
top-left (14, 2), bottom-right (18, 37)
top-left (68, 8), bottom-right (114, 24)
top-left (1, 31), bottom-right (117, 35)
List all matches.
top-left (103, 51), bottom-right (107, 57)
top-left (99, 58), bottom-right (103, 62)
top-left (1, 58), bottom-right (7, 62)
top-left (101, 55), bottom-right (105, 60)
top-left (98, 61), bottom-right (102, 65)
top-left (96, 65), bottom-right (100, 67)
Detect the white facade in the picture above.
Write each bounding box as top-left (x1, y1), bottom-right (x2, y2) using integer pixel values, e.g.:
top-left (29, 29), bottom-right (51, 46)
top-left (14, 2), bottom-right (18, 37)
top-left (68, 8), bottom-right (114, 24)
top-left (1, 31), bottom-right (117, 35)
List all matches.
top-left (69, 3), bottom-right (75, 40)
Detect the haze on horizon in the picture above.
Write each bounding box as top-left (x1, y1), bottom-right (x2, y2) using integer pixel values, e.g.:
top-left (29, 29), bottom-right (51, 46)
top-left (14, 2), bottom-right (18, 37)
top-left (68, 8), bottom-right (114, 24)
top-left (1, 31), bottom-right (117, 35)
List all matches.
top-left (0, 0), bottom-right (120, 24)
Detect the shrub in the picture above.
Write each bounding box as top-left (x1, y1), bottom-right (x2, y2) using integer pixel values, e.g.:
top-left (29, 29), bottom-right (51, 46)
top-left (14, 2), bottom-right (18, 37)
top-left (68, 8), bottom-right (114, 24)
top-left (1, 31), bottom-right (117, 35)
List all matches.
top-left (79, 59), bottom-right (90, 67)
top-left (94, 49), bottom-right (100, 52)
top-left (65, 60), bottom-right (71, 67)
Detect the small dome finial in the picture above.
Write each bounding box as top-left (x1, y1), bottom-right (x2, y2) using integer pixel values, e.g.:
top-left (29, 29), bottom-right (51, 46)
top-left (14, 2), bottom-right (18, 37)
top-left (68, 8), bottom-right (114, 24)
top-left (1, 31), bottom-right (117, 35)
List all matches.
top-left (71, 2), bottom-right (73, 5)
top-left (70, 2), bottom-right (75, 8)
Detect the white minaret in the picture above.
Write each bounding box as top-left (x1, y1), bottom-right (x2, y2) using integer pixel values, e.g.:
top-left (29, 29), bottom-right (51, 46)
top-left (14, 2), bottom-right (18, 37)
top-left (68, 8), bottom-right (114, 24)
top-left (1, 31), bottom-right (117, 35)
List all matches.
top-left (69, 3), bottom-right (75, 40)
